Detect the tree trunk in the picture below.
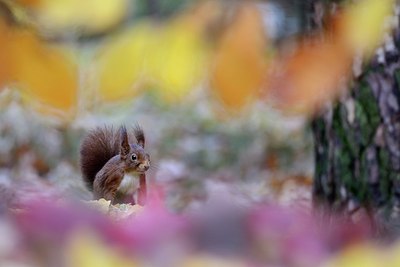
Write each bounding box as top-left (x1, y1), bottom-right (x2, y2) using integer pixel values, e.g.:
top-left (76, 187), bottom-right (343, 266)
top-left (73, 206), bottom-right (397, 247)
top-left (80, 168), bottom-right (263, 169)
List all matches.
top-left (310, 1), bottom-right (400, 232)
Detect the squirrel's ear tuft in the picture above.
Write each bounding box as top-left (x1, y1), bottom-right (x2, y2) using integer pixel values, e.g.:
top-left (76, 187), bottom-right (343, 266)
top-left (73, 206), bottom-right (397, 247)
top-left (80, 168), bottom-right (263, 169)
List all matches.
top-left (134, 124), bottom-right (145, 148)
top-left (119, 125), bottom-right (130, 158)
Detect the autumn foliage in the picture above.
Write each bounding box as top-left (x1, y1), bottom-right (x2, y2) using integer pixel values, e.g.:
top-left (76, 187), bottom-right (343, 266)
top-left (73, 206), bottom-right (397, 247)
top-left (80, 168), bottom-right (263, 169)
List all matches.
top-left (0, 0), bottom-right (397, 266)
top-left (0, 0), bottom-right (395, 120)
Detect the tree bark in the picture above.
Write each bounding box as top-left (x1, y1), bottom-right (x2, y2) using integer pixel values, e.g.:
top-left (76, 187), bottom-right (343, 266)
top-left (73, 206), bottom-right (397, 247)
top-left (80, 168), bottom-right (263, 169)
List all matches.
top-left (310, 1), bottom-right (400, 232)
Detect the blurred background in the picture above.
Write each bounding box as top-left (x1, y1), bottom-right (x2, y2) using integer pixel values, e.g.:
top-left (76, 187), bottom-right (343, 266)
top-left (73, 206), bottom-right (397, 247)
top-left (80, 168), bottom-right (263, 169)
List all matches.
top-left (0, 0), bottom-right (398, 266)
top-left (0, 0), bottom-right (316, 210)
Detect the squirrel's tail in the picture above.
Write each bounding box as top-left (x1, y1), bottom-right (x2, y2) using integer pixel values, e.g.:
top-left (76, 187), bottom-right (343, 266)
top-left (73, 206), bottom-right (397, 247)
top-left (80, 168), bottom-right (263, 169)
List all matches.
top-left (79, 127), bottom-right (120, 190)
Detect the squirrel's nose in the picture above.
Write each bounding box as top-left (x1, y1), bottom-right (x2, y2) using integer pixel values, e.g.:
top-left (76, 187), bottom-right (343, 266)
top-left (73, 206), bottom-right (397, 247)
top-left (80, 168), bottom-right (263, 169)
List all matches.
top-left (139, 162), bottom-right (150, 171)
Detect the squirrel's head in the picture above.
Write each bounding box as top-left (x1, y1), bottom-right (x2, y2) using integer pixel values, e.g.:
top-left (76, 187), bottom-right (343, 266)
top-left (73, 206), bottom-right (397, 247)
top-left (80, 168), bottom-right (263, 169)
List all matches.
top-left (119, 125), bottom-right (150, 173)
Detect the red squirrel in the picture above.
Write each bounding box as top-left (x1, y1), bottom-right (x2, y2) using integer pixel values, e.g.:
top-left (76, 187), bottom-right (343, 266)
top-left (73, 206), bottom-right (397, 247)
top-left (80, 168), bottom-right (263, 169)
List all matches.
top-left (79, 125), bottom-right (150, 205)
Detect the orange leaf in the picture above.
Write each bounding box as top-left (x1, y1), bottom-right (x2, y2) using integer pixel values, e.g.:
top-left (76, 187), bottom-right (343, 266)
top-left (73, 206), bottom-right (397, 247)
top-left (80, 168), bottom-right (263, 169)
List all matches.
top-left (211, 4), bottom-right (268, 110)
top-left (10, 30), bottom-right (77, 116)
top-left (0, 20), bottom-right (13, 89)
top-left (269, 39), bottom-right (352, 115)
top-left (14, 0), bottom-right (41, 7)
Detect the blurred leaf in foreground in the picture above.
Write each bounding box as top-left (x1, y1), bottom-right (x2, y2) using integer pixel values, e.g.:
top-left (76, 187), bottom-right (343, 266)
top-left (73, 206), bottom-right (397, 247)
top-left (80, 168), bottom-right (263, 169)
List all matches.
top-left (323, 242), bottom-right (400, 267)
top-left (182, 255), bottom-right (245, 267)
top-left (95, 7), bottom-right (208, 103)
top-left (67, 231), bottom-right (138, 267)
top-left (148, 17), bottom-right (208, 103)
top-left (11, 30), bottom-right (77, 117)
top-left (266, 0), bottom-right (393, 115)
top-left (0, 19), bottom-right (77, 118)
top-left (211, 3), bottom-right (268, 110)
top-left (14, 0), bottom-right (41, 7)
top-left (0, 19), bottom-right (12, 89)
top-left (95, 22), bottom-right (154, 102)
top-left (30, 0), bottom-right (130, 35)
top-left (268, 39), bottom-right (352, 115)
top-left (338, 0), bottom-right (395, 56)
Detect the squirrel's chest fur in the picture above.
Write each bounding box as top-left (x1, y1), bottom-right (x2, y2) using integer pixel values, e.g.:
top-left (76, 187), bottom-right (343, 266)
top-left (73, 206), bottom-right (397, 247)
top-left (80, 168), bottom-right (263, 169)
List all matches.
top-left (93, 155), bottom-right (141, 200)
top-left (117, 172), bottom-right (140, 195)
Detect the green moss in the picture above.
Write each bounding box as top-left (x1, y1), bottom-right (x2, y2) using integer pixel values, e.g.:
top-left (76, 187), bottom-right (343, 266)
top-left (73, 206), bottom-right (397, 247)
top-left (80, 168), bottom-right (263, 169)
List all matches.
top-left (351, 149), bottom-right (365, 201)
top-left (394, 69), bottom-right (400, 87)
top-left (354, 100), bottom-right (372, 147)
top-left (345, 114), bottom-right (360, 156)
top-left (357, 82), bottom-right (381, 133)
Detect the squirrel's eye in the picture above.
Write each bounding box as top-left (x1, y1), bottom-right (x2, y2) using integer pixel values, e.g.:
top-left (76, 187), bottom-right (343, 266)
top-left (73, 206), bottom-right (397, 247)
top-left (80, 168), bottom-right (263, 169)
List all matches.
top-left (131, 154), bottom-right (137, 161)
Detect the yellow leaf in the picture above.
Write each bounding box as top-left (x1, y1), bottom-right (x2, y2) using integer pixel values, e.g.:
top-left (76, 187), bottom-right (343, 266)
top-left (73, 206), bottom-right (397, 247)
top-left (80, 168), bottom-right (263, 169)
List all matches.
top-left (340, 0), bottom-right (394, 55)
top-left (211, 4), bottom-right (268, 110)
top-left (323, 244), bottom-right (386, 267)
top-left (182, 255), bottom-right (246, 267)
top-left (96, 17), bottom-right (207, 104)
top-left (67, 231), bottom-right (138, 267)
top-left (96, 23), bottom-right (155, 102)
top-left (389, 242), bottom-right (400, 266)
top-left (148, 19), bottom-right (207, 102)
top-left (34, 0), bottom-right (129, 34)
